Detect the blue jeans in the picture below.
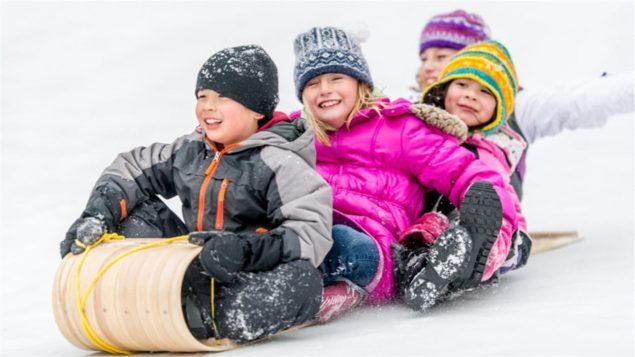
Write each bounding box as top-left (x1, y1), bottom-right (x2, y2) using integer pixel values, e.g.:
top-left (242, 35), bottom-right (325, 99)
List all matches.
top-left (322, 224), bottom-right (379, 287)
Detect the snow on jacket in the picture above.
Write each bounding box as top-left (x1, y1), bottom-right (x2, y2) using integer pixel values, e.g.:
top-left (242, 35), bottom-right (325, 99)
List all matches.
top-left (307, 98), bottom-right (519, 303)
top-left (75, 114), bottom-right (333, 268)
top-left (513, 72), bottom-right (634, 144)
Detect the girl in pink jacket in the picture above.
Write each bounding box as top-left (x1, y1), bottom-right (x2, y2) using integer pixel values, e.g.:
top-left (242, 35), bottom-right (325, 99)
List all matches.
top-left (292, 26), bottom-right (520, 314)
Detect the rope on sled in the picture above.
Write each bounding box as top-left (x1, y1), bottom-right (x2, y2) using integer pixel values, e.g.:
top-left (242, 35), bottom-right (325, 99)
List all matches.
top-left (73, 233), bottom-right (221, 354)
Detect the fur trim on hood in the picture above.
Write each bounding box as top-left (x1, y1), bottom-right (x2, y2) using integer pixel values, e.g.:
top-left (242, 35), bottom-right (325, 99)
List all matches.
top-left (410, 103), bottom-right (468, 142)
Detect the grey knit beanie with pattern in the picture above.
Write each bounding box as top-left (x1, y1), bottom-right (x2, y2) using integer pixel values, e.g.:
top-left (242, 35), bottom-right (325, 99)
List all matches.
top-left (293, 27), bottom-right (373, 100)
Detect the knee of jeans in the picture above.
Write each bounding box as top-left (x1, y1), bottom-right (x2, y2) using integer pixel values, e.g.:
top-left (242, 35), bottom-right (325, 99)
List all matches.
top-left (332, 224), bottom-right (354, 240)
top-left (348, 258), bottom-right (378, 287)
top-left (341, 244), bottom-right (379, 287)
top-left (342, 235), bottom-right (379, 265)
top-left (336, 228), bottom-right (378, 262)
top-left (349, 236), bottom-right (379, 260)
top-left (333, 225), bottom-right (374, 248)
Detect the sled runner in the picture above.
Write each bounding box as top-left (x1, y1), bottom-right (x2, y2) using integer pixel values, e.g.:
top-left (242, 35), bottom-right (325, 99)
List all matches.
top-left (529, 230), bottom-right (582, 255)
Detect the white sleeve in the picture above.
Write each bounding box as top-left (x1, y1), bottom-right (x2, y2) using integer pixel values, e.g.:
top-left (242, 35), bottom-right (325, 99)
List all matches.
top-left (514, 72), bottom-right (634, 144)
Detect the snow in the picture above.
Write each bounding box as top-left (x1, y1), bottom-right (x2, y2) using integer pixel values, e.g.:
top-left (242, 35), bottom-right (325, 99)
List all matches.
top-left (1, 1), bottom-right (633, 356)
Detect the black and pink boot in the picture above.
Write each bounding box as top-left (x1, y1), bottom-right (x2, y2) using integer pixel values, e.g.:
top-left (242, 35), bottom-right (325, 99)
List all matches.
top-left (395, 181), bottom-right (503, 311)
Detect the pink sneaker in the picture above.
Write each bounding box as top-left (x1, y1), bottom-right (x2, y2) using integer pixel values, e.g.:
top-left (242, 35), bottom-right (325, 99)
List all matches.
top-left (315, 279), bottom-right (368, 323)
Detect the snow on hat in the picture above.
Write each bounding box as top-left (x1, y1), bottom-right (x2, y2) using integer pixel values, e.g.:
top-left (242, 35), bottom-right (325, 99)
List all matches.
top-left (196, 45), bottom-right (279, 120)
top-left (419, 9), bottom-right (491, 54)
top-left (422, 40), bottom-right (518, 135)
top-left (293, 26), bottom-right (373, 100)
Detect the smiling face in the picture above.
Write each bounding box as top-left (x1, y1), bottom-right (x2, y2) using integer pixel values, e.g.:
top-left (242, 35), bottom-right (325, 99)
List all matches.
top-left (195, 89), bottom-right (263, 146)
top-left (417, 47), bottom-right (459, 90)
top-left (301, 73), bottom-right (359, 130)
top-left (443, 78), bottom-right (497, 128)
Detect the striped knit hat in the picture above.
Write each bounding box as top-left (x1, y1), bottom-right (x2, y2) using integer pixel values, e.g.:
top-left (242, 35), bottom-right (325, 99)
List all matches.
top-left (419, 10), bottom-right (491, 54)
top-left (422, 40), bottom-right (518, 135)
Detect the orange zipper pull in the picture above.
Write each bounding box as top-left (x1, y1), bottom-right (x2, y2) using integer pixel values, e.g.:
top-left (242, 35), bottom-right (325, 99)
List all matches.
top-left (205, 151), bottom-right (220, 175)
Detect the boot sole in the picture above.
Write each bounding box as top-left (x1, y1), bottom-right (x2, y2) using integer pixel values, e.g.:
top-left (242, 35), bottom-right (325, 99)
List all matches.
top-left (456, 181), bottom-right (503, 288)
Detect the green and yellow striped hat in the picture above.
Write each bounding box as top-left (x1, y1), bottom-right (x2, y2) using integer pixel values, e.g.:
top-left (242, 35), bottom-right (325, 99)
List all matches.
top-left (422, 40), bottom-right (518, 135)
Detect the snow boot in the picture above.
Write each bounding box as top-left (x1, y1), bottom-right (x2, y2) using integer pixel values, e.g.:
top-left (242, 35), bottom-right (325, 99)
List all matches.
top-left (391, 243), bottom-right (428, 298)
top-left (451, 181), bottom-right (503, 290)
top-left (182, 260), bottom-right (217, 340)
top-left (397, 226), bottom-right (472, 311)
top-left (315, 278), bottom-right (368, 323)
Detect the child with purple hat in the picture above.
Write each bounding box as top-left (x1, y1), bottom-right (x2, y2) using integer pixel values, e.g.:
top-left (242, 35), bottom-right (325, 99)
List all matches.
top-left (416, 10), bottom-right (491, 90)
top-left (403, 10), bottom-right (632, 273)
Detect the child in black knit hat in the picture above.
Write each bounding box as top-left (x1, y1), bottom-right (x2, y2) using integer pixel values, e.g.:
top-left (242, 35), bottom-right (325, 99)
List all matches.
top-left (60, 45), bottom-right (332, 344)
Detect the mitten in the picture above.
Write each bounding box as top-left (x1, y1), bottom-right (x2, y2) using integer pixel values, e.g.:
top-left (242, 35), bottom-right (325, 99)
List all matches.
top-left (60, 216), bottom-right (107, 257)
top-left (188, 230), bottom-right (226, 246)
top-left (193, 230), bottom-right (286, 284)
top-left (195, 231), bottom-right (248, 284)
top-left (398, 211), bottom-right (449, 248)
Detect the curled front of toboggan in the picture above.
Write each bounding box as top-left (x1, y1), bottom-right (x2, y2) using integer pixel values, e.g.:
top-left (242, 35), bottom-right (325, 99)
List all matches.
top-left (52, 237), bottom-right (235, 353)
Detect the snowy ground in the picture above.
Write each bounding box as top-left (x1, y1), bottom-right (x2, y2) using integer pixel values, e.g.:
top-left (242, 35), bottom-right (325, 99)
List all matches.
top-left (1, 1), bottom-right (633, 356)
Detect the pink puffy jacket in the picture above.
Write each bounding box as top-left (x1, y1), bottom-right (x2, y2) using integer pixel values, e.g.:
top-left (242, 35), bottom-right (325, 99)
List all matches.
top-left (313, 98), bottom-right (518, 303)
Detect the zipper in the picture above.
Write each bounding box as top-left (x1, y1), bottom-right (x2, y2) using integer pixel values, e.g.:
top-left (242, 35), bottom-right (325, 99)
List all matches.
top-left (196, 143), bottom-right (238, 231)
top-left (215, 179), bottom-right (229, 230)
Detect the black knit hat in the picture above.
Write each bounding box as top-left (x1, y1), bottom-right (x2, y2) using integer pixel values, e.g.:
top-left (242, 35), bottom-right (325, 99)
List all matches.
top-left (195, 45), bottom-right (279, 120)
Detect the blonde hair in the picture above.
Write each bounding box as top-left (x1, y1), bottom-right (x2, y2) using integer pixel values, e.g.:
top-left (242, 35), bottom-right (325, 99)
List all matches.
top-left (303, 81), bottom-right (384, 146)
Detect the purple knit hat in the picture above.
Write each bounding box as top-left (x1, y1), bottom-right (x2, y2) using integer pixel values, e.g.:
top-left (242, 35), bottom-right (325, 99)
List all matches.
top-left (419, 10), bottom-right (491, 54)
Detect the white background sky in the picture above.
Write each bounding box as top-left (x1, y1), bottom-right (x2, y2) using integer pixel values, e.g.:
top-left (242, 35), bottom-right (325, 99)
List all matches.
top-left (1, 1), bottom-right (634, 356)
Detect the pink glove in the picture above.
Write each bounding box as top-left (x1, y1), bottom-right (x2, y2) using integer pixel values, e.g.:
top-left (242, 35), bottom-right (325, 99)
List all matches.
top-left (398, 211), bottom-right (449, 248)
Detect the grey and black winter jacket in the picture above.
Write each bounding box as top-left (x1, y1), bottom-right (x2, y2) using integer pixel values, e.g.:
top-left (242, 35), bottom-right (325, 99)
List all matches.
top-left (67, 115), bottom-right (333, 267)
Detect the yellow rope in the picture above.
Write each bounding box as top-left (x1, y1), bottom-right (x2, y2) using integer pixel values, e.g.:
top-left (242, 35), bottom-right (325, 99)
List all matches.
top-left (74, 233), bottom-right (189, 354)
top-left (210, 278), bottom-right (219, 339)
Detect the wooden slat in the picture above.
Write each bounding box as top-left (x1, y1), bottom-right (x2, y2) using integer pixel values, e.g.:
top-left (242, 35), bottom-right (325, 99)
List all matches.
top-left (529, 231), bottom-right (583, 255)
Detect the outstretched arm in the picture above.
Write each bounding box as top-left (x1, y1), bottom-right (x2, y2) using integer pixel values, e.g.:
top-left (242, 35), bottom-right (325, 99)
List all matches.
top-left (514, 72), bottom-right (634, 144)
